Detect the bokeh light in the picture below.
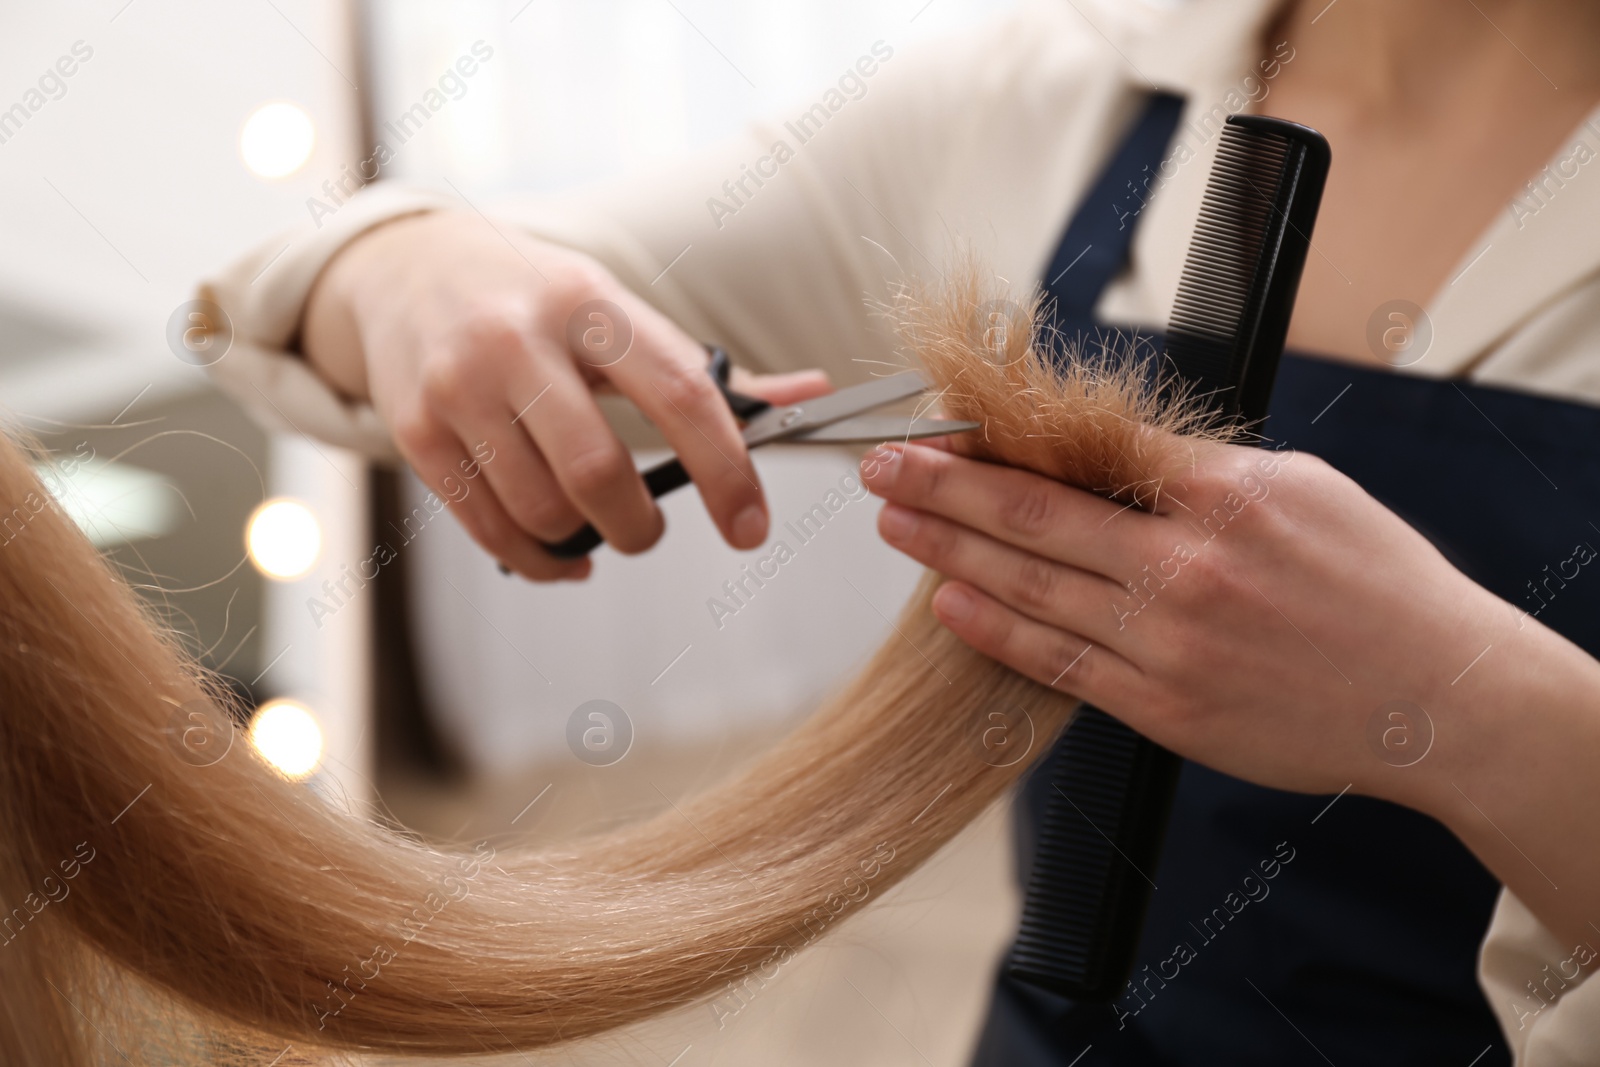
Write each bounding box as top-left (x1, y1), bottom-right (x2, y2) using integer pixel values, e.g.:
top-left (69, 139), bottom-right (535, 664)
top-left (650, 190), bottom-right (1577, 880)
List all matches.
top-left (249, 699), bottom-right (324, 778)
top-left (246, 498), bottom-right (321, 579)
top-left (239, 101), bottom-right (315, 179)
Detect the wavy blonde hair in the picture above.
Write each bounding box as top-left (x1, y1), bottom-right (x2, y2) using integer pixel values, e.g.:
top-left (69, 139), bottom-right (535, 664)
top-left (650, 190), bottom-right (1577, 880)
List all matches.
top-left (0, 272), bottom-right (1228, 1064)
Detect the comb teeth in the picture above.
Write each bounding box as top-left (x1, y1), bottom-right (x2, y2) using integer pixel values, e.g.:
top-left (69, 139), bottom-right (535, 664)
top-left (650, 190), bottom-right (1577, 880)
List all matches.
top-left (1166, 124), bottom-right (1298, 416)
top-left (1005, 707), bottom-right (1181, 1000)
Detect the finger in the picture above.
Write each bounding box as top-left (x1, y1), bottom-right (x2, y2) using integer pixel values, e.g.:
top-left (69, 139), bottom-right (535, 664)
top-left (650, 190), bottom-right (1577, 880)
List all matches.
top-left (729, 367), bottom-right (833, 406)
top-left (600, 314), bottom-right (769, 550)
top-left (859, 443), bottom-right (1154, 578)
top-left (878, 503), bottom-right (1133, 649)
top-left (460, 485), bottom-right (593, 581)
top-left (859, 436), bottom-right (952, 475)
top-left (398, 415), bottom-right (591, 581)
top-left (929, 580), bottom-right (1144, 708)
top-left (515, 352), bottom-right (665, 554)
top-left (433, 375), bottom-right (587, 542)
top-left (461, 416), bottom-right (586, 542)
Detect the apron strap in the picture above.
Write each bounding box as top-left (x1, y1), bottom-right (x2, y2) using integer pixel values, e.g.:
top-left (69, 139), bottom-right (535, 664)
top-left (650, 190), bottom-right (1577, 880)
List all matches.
top-left (1041, 91), bottom-right (1185, 337)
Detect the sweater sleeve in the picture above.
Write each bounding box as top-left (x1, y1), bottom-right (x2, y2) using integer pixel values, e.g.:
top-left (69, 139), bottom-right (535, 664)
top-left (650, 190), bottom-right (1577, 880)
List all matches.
top-left (1479, 888), bottom-right (1600, 1065)
top-left (197, 183), bottom-right (455, 461)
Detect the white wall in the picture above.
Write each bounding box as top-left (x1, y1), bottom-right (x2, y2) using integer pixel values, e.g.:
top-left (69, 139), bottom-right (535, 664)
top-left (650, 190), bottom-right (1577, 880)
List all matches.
top-left (0, 1), bottom-right (361, 421)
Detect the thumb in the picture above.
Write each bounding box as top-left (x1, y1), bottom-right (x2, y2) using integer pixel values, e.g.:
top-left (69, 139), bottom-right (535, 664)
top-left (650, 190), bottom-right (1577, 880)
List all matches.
top-left (730, 368), bottom-right (834, 406)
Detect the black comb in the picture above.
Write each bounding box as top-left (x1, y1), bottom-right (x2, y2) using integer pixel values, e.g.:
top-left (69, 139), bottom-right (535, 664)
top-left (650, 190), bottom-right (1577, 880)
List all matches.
top-left (1006, 113), bottom-right (1331, 1002)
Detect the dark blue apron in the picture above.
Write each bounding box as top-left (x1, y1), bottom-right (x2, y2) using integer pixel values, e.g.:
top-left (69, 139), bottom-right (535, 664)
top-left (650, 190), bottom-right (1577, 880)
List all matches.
top-left (972, 92), bottom-right (1600, 1066)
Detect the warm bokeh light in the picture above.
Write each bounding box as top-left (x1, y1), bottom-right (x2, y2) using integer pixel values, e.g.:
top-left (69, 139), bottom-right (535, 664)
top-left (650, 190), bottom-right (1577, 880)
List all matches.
top-left (249, 699), bottom-right (324, 778)
top-left (239, 101), bottom-right (315, 179)
top-left (246, 498), bottom-right (321, 579)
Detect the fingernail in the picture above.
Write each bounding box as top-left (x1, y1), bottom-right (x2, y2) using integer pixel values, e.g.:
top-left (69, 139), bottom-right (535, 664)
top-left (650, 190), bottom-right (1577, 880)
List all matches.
top-left (934, 583), bottom-right (974, 623)
top-left (860, 444), bottom-right (902, 490)
top-left (879, 504), bottom-right (919, 542)
top-left (732, 504), bottom-right (768, 548)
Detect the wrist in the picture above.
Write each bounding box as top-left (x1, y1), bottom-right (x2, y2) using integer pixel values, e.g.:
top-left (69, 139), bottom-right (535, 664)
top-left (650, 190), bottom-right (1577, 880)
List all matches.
top-left (302, 241), bottom-right (373, 401)
top-left (1415, 614), bottom-right (1600, 946)
top-left (1350, 590), bottom-right (1550, 819)
top-left (302, 210), bottom-right (441, 401)
top-left (1387, 604), bottom-right (1598, 831)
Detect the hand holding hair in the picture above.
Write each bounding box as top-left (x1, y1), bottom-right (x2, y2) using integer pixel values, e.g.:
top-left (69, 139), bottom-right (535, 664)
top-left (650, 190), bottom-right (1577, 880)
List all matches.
top-left (865, 387), bottom-right (1600, 951)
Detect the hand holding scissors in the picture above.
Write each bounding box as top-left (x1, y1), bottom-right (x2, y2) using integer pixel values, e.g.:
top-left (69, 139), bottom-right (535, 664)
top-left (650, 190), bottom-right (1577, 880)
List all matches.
top-left (537, 346), bottom-right (978, 560)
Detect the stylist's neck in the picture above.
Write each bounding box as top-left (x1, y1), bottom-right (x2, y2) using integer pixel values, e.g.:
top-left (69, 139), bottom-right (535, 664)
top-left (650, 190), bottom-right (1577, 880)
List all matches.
top-left (1274, 0), bottom-right (1600, 115)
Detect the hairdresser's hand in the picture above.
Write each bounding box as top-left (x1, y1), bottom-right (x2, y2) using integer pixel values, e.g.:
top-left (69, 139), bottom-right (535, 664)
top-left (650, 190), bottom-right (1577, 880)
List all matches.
top-left (861, 439), bottom-right (1581, 808)
top-left (302, 210), bottom-right (831, 580)
top-left (866, 437), bottom-right (1600, 947)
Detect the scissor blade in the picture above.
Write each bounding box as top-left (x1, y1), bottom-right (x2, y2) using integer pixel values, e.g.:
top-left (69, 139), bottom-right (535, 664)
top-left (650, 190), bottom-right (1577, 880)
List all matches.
top-left (787, 416), bottom-right (980, 443)
top-left (740, 370), bottom-right (931, 447)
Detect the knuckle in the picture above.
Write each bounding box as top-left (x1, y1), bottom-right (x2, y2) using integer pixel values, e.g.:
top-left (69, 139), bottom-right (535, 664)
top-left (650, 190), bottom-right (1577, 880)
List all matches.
top-left (903, 447), bottom-right (949, 502)
top-left (547, 258), bottom-right (610, 313)
top-left (914, 514), bottom-right (960, 568)
top-left (1182, 474), bottom-right (1232, 515)
top-left (1232, 490), bottom-right (1285, 543)
top-left (418, 353), bottom-right (470, 410)
top-left (859, 443), bottom-right (894, 482)
top-left (420, 326), bottom-right (517, 408)
top-left (1013, 556), bottom-right (1060, 613)
top-left (451, 303), bottom-right (529, 359)
top-left (1182, 453), bottom-right (1249, 501)
top-left (998, 480), bottom-right (1055, 539)
top-left (504, 491), bottom-right (577, 539)
top-left (1176, 549), bottom-right (1229, 606)
top-left (1043, 638), bottom-right (1093, 691)
top-left (560, 443), bottom-right (633, 500)
top-left (390, 405), bottom-right (441, 458)
top-left (651, 357), bottom-right (720, 415)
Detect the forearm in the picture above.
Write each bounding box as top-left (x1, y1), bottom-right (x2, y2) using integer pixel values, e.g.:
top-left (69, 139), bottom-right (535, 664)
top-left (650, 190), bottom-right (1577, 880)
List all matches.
top-left (1400, 613), bottom-right (1600, 949)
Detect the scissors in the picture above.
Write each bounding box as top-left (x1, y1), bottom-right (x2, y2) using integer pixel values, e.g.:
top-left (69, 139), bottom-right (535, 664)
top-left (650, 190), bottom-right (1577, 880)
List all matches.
top-left (536, 346), bottom-right (980, 559)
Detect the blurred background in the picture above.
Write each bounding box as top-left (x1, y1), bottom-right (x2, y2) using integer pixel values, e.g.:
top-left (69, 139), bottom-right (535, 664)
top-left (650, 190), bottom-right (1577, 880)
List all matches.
top-left (0, 1), bottom-right (1035, 1062)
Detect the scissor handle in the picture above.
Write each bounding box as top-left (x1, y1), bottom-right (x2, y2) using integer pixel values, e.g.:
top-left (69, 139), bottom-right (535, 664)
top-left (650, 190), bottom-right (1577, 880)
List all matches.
top-left (540, 457), bottom-right (690, 558)
top-left (535, 347), bottom-right (765, 561)
top-left (705, 346), bottom-right (773, 420)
